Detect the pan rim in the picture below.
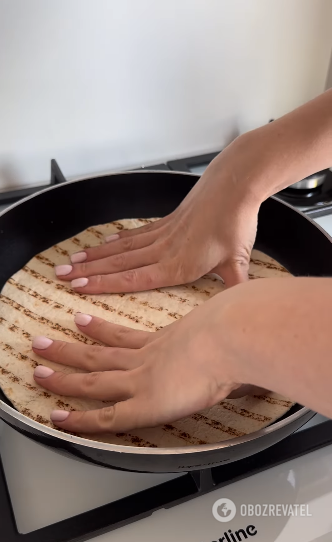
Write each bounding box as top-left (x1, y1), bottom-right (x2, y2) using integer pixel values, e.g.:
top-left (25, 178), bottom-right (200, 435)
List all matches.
top-left (0, 170), bottom-right (198, 219)
top-left (1, 168), bottom-right (331, 246)
top-left (0, 170), bottom-right (323, 455)
top-left (0, 400), bottom-right (313, 455)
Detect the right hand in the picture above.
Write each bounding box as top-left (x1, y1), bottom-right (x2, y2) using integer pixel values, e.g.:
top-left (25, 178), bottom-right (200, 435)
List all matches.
top-left (55, 134), bottom-right (262, 293)
top-left (33, 285), bottom-right (266, 433)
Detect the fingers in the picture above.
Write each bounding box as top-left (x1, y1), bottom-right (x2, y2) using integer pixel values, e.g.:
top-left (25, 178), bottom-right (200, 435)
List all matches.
top-left (34, 367), bottom-right (134, 401)
top-left (213, 260), bottom-right (249, 288)
top-left (71, 230), bottom-right (157, 264)
top-left (50, 399), bottom-right (144, 433)
top-left (71, 261), bottom-right (178, 294)
top-left (56, 245), bottom-right (159, 281)
top-left (74, 314), bottom-right (152, 348)
top-left (115, 216), bottom-right (170, 239)
top-left (32, 335), bottom-right (141, 371)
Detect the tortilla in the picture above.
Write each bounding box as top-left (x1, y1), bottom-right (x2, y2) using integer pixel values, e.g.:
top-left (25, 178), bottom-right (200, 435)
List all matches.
top-left (0, 218), bottom-right (294, 448)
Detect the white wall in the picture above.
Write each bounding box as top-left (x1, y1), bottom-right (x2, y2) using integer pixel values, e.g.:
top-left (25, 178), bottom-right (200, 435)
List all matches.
top-left (0, 0), bottom-right (332, 189)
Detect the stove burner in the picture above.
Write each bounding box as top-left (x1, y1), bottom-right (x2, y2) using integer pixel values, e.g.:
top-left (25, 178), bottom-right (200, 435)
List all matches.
top-left (277, 169), bottom-right (332, 215)
top-left (289, 171), bottom-right (326, 190)
top-left (1, 421), bottom-right (332, 541)
top-left (280, 186), bottom-right (323, 199)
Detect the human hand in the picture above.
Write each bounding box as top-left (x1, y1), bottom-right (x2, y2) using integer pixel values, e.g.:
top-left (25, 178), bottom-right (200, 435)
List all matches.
top-left (32, 291), bottom-right (251, 433)
top-left (55, 136), bottom-right (262, 293)
top-left (33, 275), bottom-right (332, 430)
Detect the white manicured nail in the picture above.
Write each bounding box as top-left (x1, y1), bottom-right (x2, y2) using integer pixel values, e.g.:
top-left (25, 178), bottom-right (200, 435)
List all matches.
top-left (32, 336), bottom-right (53, 349)
top-left (75, 313), bottom-right (92, 326)
top-left (71, 278), bottom-right (89, 288)
top-left (34, 366), bottom-right (54, 378)
top-left (105, 234), bottom-right (120, 243)
top-left (55, 265), bottom-right (73, 276)
top-left (70, 252), bottom-right (87, 264)
top-left (51, 410), bottom-right (70, 422)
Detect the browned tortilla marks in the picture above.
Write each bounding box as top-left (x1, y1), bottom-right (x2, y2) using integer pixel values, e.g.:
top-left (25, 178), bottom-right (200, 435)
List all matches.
top-left (8, 278), bottom-right (68, 310)
top-left (185, 284), bottom-right (211, 296)
top-left (22, 267), bottom-right (160, 330)
top-left (0, 295), bottom-right (96, 345)
top-left (219, 401), bottom-right (272, 423)
top-left (168, 312), bottom-right (182, 320)
top-left (25, 383), bottom-right (51, 400)
top-left (115, 433), bottom-right (157, 447)
top-left (202, 276), bottom-right (218, 282)
top-left (71, 237), bottom-right (84, 248)
top-left (254, 395), bottom-right (293, 408)
top-left (9, 278), bottom-right (76, 319)
top-left (53, 245), bottom-right (69, 257)
top-left (0, 340), bottom-right (38, 369)
top-left (155, 288), bottom-right (194, 307)
top-left (128, 296), bottom-right (173, 319)
top-left (86, 227), bottom-right (104, 240)
top-left (56, 399), bottom-right (75, 411)
top-left (130, 296), bottom-right (168, 314)
top-left (20, 406), bottom-right (51, 426)
top-left (0, 317), bottom-right (33, 342)
top-left (0, 344), bottom-right (52, 395)
top-left (116, 310), bottom-right (158, 330)
top-left (250, 258), bottom-right (288, 273)
top-left (192, 414), bottom-right (246, 437)
top-left (24, 266), bottom-right (53, 285)
top-left (35, 254), bottom-right (54, 268)
top-left (163, 424), bottom-right (207, 445)
top-left (136, 218), bottom-right (155, 224)
top-left (24, 265), bottom-right (111, 304)
top-left (112, 221), bottom-right (125, 230)
top-left (0, 363), bottom-right (20, 384)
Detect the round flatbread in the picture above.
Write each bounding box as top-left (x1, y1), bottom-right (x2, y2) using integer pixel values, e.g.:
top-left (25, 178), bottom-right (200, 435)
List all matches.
top-left (0, 218), bottom-right (294, 448)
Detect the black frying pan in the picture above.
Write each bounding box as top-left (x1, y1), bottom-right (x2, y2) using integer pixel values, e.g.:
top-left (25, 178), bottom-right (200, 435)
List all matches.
top-left (0, 170), bottom-right (331, 473)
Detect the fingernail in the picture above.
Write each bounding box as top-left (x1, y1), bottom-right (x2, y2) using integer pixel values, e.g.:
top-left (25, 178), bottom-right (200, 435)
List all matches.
top-left (55, 265), bottom-right (73, 276)
top-left (105, 233), bottom-right (119, 243)
top-left (51, 410), bottom-right (70, 422)
top-left (71, 278), bottom-right (89, 288)
top-left (32, 336), bottom-right (53, 350)
top-left (75, 313), bottom-right (92, 326)
top-left (70, 252), bottom-right (87, 264)
top-left (34, 365), bottom-right (55, 378)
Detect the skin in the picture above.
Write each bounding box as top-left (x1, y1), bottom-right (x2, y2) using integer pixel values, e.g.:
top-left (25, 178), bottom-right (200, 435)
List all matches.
top-left (33, 88), bottom-right (332, 433)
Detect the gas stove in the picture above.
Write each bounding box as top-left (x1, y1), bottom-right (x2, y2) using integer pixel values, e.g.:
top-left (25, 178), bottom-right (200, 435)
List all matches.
top-left (1, 160), bottom-right (332, 542)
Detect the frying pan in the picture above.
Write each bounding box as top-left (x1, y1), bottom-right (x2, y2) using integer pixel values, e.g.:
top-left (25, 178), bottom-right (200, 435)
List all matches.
top-left (0, 169), bottom-right (331, 473)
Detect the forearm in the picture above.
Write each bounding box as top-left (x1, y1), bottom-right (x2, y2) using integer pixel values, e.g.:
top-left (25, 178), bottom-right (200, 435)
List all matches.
top-left (231, 89), bottom-right (332, 202)
top-left (224, 277), bottom-right (332, 417)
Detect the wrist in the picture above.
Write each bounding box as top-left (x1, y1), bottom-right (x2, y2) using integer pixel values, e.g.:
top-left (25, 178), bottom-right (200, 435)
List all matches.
top-left (227, 127), bottom-right (291, 204)
top-left (215, 279), bottom-right (273, 388)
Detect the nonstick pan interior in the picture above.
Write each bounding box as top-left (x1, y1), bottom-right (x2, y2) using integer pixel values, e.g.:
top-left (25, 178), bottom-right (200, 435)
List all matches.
top-left (0, 171), bottom-right (332, 289)
top-left (0, 171), bottom-right (329, 472)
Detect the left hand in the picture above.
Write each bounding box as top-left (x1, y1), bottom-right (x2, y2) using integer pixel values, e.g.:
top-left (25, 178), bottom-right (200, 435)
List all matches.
top-left (32, 292), bottom-right (262, 434)
top-left (54, 134), bottom-right (261, 293)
